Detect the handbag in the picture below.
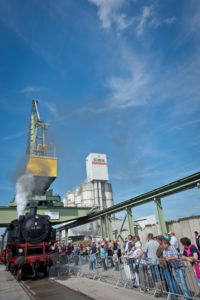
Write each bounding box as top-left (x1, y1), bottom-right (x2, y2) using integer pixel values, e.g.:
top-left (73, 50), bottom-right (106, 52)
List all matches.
top-left (124, 262), bottom-right (132, 280)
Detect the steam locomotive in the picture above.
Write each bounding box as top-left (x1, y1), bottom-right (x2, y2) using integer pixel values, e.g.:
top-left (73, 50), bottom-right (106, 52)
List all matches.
top-left (1, 203), bottom-right (57, 280)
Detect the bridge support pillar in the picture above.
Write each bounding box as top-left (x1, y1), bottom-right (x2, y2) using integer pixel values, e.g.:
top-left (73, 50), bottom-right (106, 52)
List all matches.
top-left (101, 216), bottom-right (106, 240)
top-left (106, 215), bottom-right (113, 240)
top-left (64, 228), bottom-right (68, 245)
top-left (126, 207), bottom-right (135, 236)
top-left (154, 198), bottom-right (167, 234)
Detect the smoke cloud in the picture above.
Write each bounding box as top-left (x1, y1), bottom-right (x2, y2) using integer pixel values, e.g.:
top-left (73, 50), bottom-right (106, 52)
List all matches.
top-left (15, 173), bottom-right (35, 218)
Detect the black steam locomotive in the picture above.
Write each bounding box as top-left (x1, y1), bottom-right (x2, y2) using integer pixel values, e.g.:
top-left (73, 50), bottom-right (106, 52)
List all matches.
top-left (1, 203), bottom-right (57, 280)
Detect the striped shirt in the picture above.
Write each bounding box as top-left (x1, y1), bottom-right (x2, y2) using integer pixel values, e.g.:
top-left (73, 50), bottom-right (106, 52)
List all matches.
top-left (163, 245), bottom-right (183, 268)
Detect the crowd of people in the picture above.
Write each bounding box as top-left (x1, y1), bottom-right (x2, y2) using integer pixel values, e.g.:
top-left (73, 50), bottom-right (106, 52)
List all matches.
top-left (55, 231), bottom-right (200, 299)
top-left (122, 232), bottom-right (200, 298)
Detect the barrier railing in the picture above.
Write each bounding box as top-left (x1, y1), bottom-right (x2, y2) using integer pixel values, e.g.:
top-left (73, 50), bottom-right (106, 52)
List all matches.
top-left (52, 254), bottom-right (200, 300)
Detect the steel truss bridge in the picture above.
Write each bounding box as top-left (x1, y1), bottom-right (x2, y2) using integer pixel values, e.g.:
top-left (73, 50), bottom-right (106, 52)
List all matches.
top-left (56, 171), bottom-right (200, 242)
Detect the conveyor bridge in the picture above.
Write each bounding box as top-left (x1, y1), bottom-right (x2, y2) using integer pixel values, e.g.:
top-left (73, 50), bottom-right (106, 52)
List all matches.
top-left (56, 171), bottom-right (200, 241)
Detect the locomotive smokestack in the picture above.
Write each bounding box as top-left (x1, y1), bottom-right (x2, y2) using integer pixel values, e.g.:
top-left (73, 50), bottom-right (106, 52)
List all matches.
top-left (30, 201), bottom-right (37, 216)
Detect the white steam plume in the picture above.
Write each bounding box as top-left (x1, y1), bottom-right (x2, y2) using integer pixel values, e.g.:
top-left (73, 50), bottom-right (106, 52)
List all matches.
top-left (15, 173), bottom-right (35, 218)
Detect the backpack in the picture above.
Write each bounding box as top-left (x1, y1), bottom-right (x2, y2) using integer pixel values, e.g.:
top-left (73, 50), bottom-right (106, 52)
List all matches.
top-left (184, 244), bottom-right (200, 279)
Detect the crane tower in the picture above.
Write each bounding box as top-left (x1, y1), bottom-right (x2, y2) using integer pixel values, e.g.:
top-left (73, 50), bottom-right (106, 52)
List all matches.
top-left (25, 100), bottom-right (57, 194)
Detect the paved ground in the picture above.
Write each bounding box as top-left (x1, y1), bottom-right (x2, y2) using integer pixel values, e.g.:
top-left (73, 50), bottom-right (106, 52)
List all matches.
top-left (56, 277), bottom-right (155, 300)
top-left (24, 277), bottom-right (92, 300)
top-left (0, 265), bottom-right (29, 300)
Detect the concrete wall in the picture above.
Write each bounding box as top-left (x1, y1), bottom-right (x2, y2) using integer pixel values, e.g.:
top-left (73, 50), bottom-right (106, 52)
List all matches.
top-left (111, 215), bottom-right (200, 250)
top-left (138, 215), bottom-right (200, 250)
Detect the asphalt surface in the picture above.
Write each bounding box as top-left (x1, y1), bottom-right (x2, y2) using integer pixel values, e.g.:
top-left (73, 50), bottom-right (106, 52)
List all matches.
top-left (0, 264), bottom-right (29, 300)
top-left (23, 278), bottom-right (93, 300)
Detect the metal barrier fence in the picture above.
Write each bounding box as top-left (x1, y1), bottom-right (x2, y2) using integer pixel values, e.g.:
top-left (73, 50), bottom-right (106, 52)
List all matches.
top-left (52, 254), bottom-right (200, 300)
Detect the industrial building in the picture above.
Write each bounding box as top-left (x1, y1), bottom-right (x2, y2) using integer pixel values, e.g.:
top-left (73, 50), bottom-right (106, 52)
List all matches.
top-left (62, 153), bottom-right (113, 241)
top-left (63, 153), bottom-right (113, 210)
top-left (61, 155), bottom-right (157, 242)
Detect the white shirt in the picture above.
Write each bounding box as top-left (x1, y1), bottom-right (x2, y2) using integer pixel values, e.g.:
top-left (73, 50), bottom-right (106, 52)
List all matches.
top-left (127, 246), bottom-right (135, 258)
top-left (132, 248), bottom-right (147, 265)
top-left (170, 236), bottom-right (178, 249)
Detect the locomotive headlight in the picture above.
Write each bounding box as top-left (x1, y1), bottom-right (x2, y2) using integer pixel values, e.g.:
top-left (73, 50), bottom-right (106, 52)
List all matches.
top-left (50, 245), bottom-right (55, 251)
top-left (18, 248), bottom-right (23, 254)
top-left (35, 215), bottom-right (39, 219)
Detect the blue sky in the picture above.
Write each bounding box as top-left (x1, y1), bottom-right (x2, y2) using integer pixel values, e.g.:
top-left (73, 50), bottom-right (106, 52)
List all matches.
top-left (0, 0), bottom-right (200, 221)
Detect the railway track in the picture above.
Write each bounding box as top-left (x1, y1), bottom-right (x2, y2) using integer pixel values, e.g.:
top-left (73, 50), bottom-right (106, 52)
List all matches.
top-left (19, 280), bottom-right (36, 300)
top-left (18, 277), bottom-right (93, 300)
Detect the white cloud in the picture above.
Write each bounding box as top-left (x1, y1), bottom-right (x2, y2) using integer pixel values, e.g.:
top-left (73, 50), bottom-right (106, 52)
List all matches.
top-left (0, 131), bottom-right (25, 142)
top-left (20, 86), bottom-right (42, 93)
top-left (89, 1), bottom-right (176, 36)
top-left (169, 118), bottom-right (200, 131)
top-left (81, 49), bottom-right (152, 111)
top-left (185, 2), bottom-right (200, 37)
top-left (111, 167), bottom-right (162, 181)
top-left (136, 6), bottom-right (153, 36)
top-left (42, 101), bottom-right (61, 121)
top-left (149, 16), bottom-right (176, 29)
top-left (107, 67), bottom-right (149, 108)
top-left (104, 47), bottom-right (154, 109)
top-left (88, 0), bottom-right (133, 30)
top-left (82, 45), bottom-right (200, 116)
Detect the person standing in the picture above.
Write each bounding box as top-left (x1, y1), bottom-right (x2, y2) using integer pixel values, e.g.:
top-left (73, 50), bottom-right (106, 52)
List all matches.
top-left (132, 243), bottom-right (144, 288)
top-left (163, 239), bottom-right (190, 300)
top-left (169, 232), bottom-right (179, 252)
top-left (101, 244), bottom-right (107, 271)
top-left (194, 232), bottom-right (200, 251)
top-left (89, 242), bottom-right (97, 270)
top-left (135, 236), bottom-right (142, 248)
top-left (117, 239), bottom-right (122, 264)
top-left (125, 236), bottom-right (135, 274)
top-left (86, 244), bottom-right (91, 262)
top-left (156, 236), bottom-right (178, 295)
top-left (113, 241), bottom-right (119, 271)
top-left (73, 244), bottom-right (79, 266)
top-left (137, 233), bottom-right (161, 297)
top-left (181, 237), bottom-right (200, 286)
top-left (107, 240), bottom-right (114, 268)
top-left (78, 243), bottom-right (83, 264)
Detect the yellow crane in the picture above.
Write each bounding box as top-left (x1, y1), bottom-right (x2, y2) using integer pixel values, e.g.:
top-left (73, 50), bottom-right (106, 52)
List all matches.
top-left (26, 100), bottom-right (57, 194)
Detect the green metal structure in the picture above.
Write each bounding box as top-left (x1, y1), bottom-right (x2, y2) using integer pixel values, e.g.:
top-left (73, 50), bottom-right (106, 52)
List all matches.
top-left (27, 99), bottom-right (51, 156)
top-left (126, 207), bottom-right (135, 236)
top-left (57, 171), bottom-right (200, 238)
top-left (106, 215), bottom-right (113, 240)
top-left (0, 206), bottom-right (92, 227)
top-left (154, 198), bottom-right (167, 234)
